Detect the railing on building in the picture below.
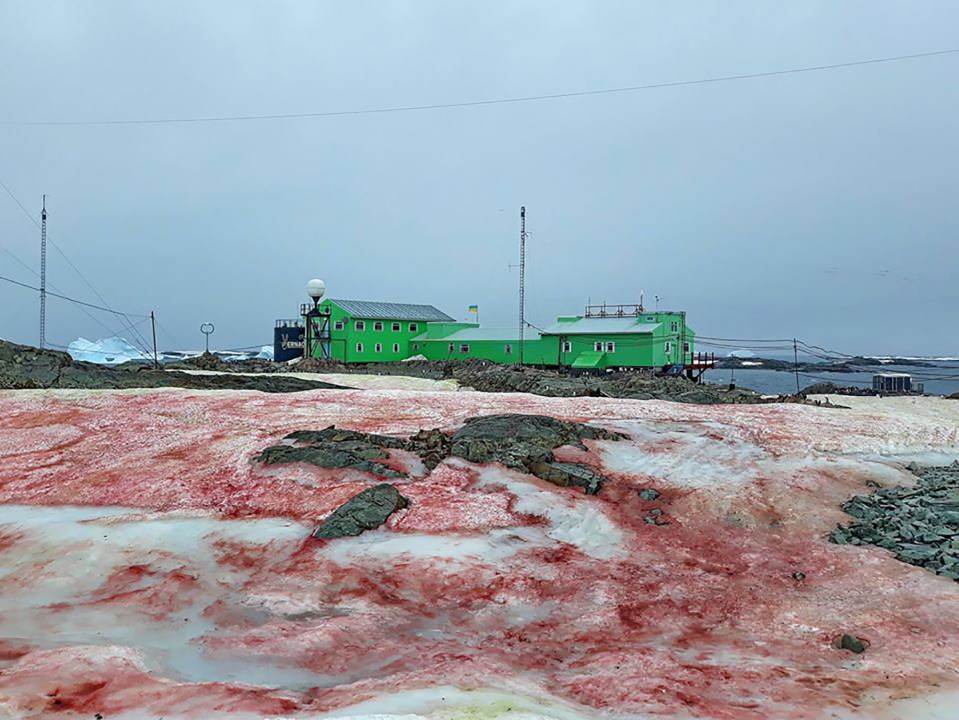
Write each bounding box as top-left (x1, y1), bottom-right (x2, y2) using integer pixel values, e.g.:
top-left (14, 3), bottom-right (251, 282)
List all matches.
top-left (584, 303), bottom-right (646, 318)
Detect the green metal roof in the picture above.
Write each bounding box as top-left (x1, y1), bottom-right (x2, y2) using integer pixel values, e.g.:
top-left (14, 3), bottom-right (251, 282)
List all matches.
top-left (328, 299), bottom-right (454, 322)
top-left (542, 318), bottom-right (660, 335)
top-left (418, 327), bottom-right (540, 342)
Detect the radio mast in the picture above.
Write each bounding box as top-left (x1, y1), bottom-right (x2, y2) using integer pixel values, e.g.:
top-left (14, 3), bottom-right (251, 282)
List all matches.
top-left (39, 196), bottom-right (47, 349)
top-left (518, 206), bottom-right (527, 364)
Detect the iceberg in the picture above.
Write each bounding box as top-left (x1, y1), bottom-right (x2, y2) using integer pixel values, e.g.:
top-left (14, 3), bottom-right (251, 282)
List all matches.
top-left (67, 336), bottom-right (148, 365)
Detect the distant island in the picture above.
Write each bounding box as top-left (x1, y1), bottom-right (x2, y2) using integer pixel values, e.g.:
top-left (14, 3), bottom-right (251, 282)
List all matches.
top-left (713, 355), bottom-right (938, 374)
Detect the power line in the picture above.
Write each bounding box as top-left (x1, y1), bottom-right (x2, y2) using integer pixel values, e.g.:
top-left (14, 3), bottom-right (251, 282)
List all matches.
top-left (2, 181), bottom-right (114, 308)
top-left (0, 244), bottom-right (38, 280)
top-left (697, 334), bottom-right (797, 344)
top-left (153, 318), bottom-right (183, 351)
top-left (0, 274), bottom-right (148, 317)
top-left (3, 48), bottom-right (957, 127)
top-left (1, 181), bottom-right (155, 353)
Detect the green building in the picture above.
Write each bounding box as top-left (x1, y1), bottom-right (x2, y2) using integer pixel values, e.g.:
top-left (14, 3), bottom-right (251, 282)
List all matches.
top-left (411, 323), bottom-right (550, 365)
top-left (304, 298), bottom-right (703, 373)
top-left (315, 299), bottom-right (453, 363)
top-left (539, 310), bottom-right (695, 370)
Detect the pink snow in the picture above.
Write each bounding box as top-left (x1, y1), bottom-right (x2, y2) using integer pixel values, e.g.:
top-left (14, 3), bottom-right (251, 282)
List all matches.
top-left (0, 388), bottom-right (958, 719)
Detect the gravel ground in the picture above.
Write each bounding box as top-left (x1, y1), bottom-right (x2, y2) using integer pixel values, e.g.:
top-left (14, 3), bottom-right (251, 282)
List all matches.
top-left (830, 463), bottom-right (959, 580)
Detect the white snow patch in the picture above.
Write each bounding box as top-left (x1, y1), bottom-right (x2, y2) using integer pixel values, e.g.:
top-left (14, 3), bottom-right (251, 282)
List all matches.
top-left (476, 466), bottom-right (625, 560)
top-left (602, 421), bottom-right (768, 489)
top-left (321, 527), bottom-right (549, 566)
top-left (0, 505), bottom-right (324, 688)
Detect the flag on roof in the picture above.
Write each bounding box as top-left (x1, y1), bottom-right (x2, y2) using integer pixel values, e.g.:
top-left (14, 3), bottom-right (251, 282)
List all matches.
top-left (468, 305), bottom-right (478, 313)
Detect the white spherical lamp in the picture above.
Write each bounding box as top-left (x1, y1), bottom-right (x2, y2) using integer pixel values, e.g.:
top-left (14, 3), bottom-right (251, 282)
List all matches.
top-left (306, 278), bottom-right (326, 301)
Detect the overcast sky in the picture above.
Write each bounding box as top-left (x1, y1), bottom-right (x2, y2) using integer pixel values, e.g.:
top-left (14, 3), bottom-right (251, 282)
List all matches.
top-left (1, 1), bottom-right (957, 356)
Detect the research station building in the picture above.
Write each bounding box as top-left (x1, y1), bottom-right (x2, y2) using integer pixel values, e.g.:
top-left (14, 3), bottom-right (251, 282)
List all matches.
top-left (300, 296), bottom-right (707, 374)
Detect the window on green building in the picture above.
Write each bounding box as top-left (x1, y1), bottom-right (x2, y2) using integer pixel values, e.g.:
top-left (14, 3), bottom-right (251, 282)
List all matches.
top-left (391, 322), bottom-right (401, 332)
top-left (334, 321), bottom-right (344, 331)
top-left (392, 343), bottom-right (400, 353)
top-left (355, 321), bottom-right (366, 331)
top-left (594, 341), bottom-right (603, 352)
top-left (448, 343), bottom-right (455, 353)
top-left (374, 322), bottom-right (384, 331)
top-left (671, 321), bottom-right (678, 332)
top-left (375, 343), bottom-right (382, 353)
top-left (562, 341), bottom-right (571, 353)
top-left (683, 342), bottom-right (690, 353)
top-left (460, 344), bottom-right (470, 353)
top-left (356, 342), bottom-right (364, 353)
top-left (410, 323), bottom-right (419, 333)
top-left (665, 341), bottom-right (672, 353)
top-left (504, 344), bottom-right (513, 354)
top-left (606, 342), bottom-right (615, 353)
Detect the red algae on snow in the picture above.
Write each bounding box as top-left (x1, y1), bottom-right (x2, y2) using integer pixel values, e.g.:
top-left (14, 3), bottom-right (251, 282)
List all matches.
top-left (0, 388), bottom-right (958, 719)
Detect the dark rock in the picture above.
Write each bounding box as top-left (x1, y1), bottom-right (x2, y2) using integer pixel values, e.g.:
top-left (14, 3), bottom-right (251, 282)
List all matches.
top-left (837, 634), bottom-right (868, 654)
top-left (286, 426), bottom-right (406, 449)
top-left (405, 428), bottom-right (453, 471)
top-left (638, 488), bottom-right (660, 502)
top-left (449, 414), bottom-right (623, 494)
top-left (792, 571), bottom-right (806, 581)
top-left (273, 413), bottom-right (624, 494)
top-left (312, 484), bottom-right (409, 539)
top-left (535, 462), bottom-right (607, 495)
top-left (452, 414), bottom-right (623, 450)
top-left (256, 444), bottom-right (404, 478)
top-left (0, 339), bottom-right (346, 394)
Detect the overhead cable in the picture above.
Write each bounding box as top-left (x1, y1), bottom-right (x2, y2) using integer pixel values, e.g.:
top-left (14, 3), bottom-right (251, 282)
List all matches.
top-left (3, 48), bottom-right (956, 127)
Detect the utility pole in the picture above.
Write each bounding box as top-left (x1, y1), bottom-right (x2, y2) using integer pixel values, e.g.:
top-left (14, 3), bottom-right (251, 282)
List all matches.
top-left (518, 206), bottom-right (526, 365)
top-left (793, 338), bottom-right (801, 394)
top-left (150, 311), bottom-right (159, 368)
top-left (39, 196), bottom-right (47, 349)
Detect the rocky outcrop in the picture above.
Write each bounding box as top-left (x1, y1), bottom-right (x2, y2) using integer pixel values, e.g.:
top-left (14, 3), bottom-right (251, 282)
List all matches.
top-left (449, 414), bottom-right (624, 495)
top-left (829, 464), bottom-right (959, 581)
top-left (0, 340), bottom-right (345, 393)
top-left (312, 484), bottom-right (410, 539)
top-left (256, 444), bottom-right (404, 478)
top-left (286, 427), bottom-right (406, 449)
top-left (263, 415), bottom-right (622, 495)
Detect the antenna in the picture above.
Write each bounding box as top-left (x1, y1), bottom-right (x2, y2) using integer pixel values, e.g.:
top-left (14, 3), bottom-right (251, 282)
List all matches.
top-left (39, 196), bottom-right (47, 349)
top-left (518, 206), bottom-right (526, 365)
